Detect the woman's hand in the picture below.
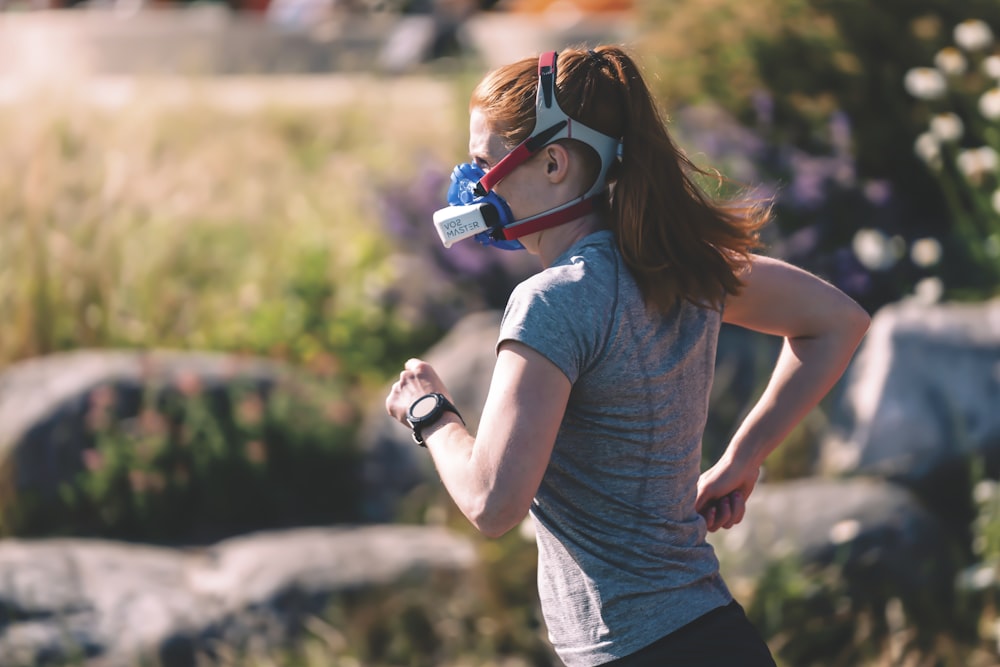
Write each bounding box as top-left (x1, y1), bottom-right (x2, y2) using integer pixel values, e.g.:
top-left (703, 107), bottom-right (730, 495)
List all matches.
top-left (695, 457), bottom-right (760, 532)
top-left (385, 358), bottom-right (451, 426)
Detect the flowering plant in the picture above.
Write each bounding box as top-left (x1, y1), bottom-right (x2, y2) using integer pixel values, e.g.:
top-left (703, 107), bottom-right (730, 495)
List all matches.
top-left (905, 18), bottom-right (1000, 296)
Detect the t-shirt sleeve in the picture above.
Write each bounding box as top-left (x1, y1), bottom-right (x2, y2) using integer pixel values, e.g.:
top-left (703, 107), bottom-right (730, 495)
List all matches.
top-left (497, 263), bottom-right (614, 385)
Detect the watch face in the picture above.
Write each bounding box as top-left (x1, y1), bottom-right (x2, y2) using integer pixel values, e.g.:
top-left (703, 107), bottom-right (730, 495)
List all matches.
top-left (409, 394), bottom-right (440, 421)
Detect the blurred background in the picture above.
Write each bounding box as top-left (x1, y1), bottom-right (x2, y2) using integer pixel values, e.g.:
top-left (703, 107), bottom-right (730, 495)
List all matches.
top-left (2, 0), bottom-right (1000, 665)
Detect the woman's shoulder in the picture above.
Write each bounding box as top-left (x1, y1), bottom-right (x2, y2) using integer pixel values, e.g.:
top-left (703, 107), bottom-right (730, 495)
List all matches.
top-left (516, 232), bottom-right (619, 301)
top-left (500, 232), bottom-right (621, 376)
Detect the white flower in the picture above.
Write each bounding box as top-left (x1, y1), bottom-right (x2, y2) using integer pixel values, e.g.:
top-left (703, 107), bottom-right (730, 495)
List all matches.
top-left (935, 47), bottom-right (968, 76)
top-left (852, 228), bottom-right (899, 271)
top-left (913, 276), bottom-right (945, 304)
top-left (980, 87), bottom-right (1000, 120)
top-left (904, 67), bottom-right (947, 100)
top-left (910, 237), bottom-right (943, 267)
top-left (914, 131), bottom-right (941, 165)
top-left (975, 479), bottom-right (998, 505)
top-left (981, 146), bottom-right (999, 171)
top-left (984, 55), bottom-right (1000, 80)
top-left (955, 19), bottom-right (995, 52)
top-left (966, 562), bottom-right (997, 587)
top-left (957, 146), bottom-right (999, 180)
top-left (930, 112), bottom-right (964, 142)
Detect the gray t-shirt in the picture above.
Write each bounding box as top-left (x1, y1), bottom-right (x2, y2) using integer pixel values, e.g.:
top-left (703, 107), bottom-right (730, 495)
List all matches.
top-left (498, 230), bottom-right (732, 666)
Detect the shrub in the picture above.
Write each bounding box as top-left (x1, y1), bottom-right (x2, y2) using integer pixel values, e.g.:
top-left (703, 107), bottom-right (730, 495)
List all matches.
top-left (904, 18), bottom-right (1000, 298)
top-left (639, 0), bottom-right (1000, 306)
top-left (5, 372), bottom-right (362, 544)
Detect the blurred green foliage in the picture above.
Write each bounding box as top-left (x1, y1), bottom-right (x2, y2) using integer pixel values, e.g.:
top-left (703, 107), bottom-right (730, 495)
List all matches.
top-left (3, 374), bottom-right (363, 543)
top-left (642, 0), bottom-right (1000, 303)
top-left (902, 21), bottom-right (1000, 297)
top-left (643, 0), bottom-right (1000, 190)
top-left (745, 557), bottom-right (989, 667)
top-left (0, 80), bottom-right (461, 387)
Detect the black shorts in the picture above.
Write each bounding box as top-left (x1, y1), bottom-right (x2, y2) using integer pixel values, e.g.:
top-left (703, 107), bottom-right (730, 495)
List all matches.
top-left (602, 601), bottom-right (777, 667)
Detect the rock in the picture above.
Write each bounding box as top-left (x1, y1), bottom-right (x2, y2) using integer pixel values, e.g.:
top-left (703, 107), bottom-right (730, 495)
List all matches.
top-left (0, 348), bottom-right (361, 541)
top-left (358, 310), bottom-right (502, 522)
top-left (0, 349), bottom-right (284, 495)
top-left (818, 297), bottom-right (1000, 513)
top-left (0, 524), bottom-right (475, 667)
top-left (709, 477), bottom-right (960, 621)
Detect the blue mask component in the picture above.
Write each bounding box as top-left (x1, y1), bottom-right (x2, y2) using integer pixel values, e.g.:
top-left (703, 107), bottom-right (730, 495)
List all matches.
top-left (445, 163), bottom-right (524, 251)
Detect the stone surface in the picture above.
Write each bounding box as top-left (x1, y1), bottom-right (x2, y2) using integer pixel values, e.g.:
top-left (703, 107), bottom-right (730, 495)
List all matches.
top-left (0, 348), bottom-right (373, 544)
top-left (710, 477), bottom-right (960, 616)
top-left (0, 349), bottom-right (287, 498)
top-left (0, 525), bottom-right (475, 666)
top-left (818, 297), bottom-right (1000, 495)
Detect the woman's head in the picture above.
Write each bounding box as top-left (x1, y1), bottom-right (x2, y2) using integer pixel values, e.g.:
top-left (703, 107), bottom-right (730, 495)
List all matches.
top-left (470, 46), bottom-right (626, 193)
top-left (470, 46), bottom-right (769, 311)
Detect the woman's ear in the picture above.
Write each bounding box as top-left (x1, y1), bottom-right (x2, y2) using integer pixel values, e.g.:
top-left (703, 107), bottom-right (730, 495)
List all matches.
top-left (543, 144), bottom-right (571, 183)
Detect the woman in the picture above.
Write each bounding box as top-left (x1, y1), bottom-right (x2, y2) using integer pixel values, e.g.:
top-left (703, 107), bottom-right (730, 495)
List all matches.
top-left (386, 45), bottom-right (870, 667)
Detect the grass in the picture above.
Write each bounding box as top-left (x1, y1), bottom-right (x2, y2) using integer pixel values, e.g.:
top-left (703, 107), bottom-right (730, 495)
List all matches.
top-left (0, 73), bottom-right (468, 388)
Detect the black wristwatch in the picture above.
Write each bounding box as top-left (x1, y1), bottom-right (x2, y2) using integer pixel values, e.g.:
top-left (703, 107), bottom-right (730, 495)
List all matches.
top-left (407, 392), bottom-right (464, 446)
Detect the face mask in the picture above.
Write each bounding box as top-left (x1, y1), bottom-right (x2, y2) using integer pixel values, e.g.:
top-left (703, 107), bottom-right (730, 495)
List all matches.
top-left (432, 162), bottom-right (524, 251)
top-left (431, 50), bottom-right (621, 252)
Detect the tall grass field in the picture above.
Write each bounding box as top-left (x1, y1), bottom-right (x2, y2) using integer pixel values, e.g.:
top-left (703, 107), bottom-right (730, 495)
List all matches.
top-left (0, 74), bottom-right (469, 387)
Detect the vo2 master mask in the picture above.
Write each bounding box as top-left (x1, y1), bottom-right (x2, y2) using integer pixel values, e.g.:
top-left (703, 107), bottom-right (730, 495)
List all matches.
top-left (433, 162), bottom-right (522, 251)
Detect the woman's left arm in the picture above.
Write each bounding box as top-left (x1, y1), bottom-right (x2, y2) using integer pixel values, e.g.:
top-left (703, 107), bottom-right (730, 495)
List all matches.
top-left (386, 340), bottom-right (570, 538)
top-left (696, 255), bottom-right (871, 531)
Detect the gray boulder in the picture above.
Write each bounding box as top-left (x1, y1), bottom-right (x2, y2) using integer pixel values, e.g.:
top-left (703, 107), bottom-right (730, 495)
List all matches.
top-left (818, 297), bottom-right (1000, 505)
top-left (0, 349), bottom-right (285, 495)
top-left (0, 524), bottom-right (475, 667)
top-left (710, 477), bottom-right (960, 620)
top-left (0, 348), bottom-right (361, 541)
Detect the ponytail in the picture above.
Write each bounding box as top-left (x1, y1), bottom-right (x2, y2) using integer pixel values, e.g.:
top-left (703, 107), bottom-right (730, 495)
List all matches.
top-left (597, 46), bottom-right (768, 311)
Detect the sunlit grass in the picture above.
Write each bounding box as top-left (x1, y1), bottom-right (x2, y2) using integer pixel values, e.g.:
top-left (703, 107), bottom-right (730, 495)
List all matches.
top-left (0, 74), bottom-right (466, 387)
